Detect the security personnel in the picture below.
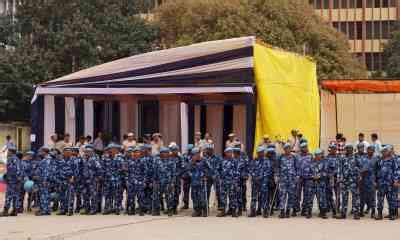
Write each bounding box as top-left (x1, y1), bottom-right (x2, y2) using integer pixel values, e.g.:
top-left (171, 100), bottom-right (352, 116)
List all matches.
top-left (325, 143), bottom-right (340, 217)
top-left (126, 146), bottom-right (147, 216)
top-left (169, 143), bottom-right (184, 215)
top-left (297, 142), bottom-right (312, 217)
top-left (1, 145), bottom-right (23, 217)
top-left (181, 144), bottom-right (194, 210)
top-left (34, 146), bottom-right (54, 216)
top-left (359, 145), bottom-right (378, 218)
top-left (203, 143), bottom-right (223, 209)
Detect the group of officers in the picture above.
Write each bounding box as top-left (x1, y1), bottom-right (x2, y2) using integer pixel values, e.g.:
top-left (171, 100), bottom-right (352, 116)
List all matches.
top-left (2, 135), bottom-right (400, 221)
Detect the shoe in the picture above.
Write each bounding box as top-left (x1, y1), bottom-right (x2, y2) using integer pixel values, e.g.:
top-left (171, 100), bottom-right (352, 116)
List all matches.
top-left (336, 213), bottom-right (346, 219)
top-left (181, 204), bottom-right (189, 210)
top-left (237, 209), bottom-right (242, 217)
top-left (202, 208), bottom-right (208, 217)
top-left (217, 210), bottom-right (226, 217)
top-left (375, 209), bottom-right (383, 220)
top-left (115, 210), bottom-right (120, 215)
top-left (306, 209), bottom-right (312, 219)
top-left (248, 209), bottom-right (256, 218)
top-left (226, 208), bottom-right (232, 215)
top-left (168, 209), bottom-right (173, 217)
top-left (291, 209), bottom-right (297, 217)
top-left (320, 209), bottom-right (328, 219)
top-left (67, 211), bottom-right (73, 216)
top-left (360, 211), bottom-right (365, 217)
top-left (370, 208), bottom-right (375, 219)
top-left (256, 208), bottom-right (262, 216)
top-left (0, 208), bottom-right (9, 217)
top-left (332, 209), bottom-right (337, 218)
top-left (300, 208), bottom-right (306, 217)
top-left (279, 210), bottom-right (286, 218)
top-left (152, 210), bottom-right (160, 216)
top-left (285, 209), bottom-right (290, 218)
top-left (353, 212), bottom-right (360, 220)
top-left (56, 211), bottom-right (66, 216)
top-left (263, 209), bottom-right (269, 218)
top-left (192, 209), bottom-right (201, 217)
top-left (173, 208), bottom-right (178, 215)
top-left (9, 209), bottom-right (17, 217)
top-left (389, 209), bottom-right (396, 221)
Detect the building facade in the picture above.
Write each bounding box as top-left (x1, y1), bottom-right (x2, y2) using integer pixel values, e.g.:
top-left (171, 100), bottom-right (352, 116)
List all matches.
top-left (311, 0), bottom-right (400, 72)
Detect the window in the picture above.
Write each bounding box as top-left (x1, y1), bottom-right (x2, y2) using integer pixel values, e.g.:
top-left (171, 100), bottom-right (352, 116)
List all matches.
top-left (349, 0), bottom-right (356, 8)
top-left (374, 0), bottom-right (381, 8)
top-left (367, 0), bottom-right (374, 7)
top-left (340, 22), bottom-right (348, 35)
top-left (348, 22), bottom-right (355, 39)
top-left (356, 0), bottom-right (363, 7)
top-left (323, 0), bottom-right (329, 8)
top-left (365, 53), bottom-right (373, 70)
top-left (382, 0), bottom-right (389, 7)
top-left (389, 0), bottom-right (397, 7)
top-left (356, 22), bottom-right (363, 40)
top-left (382, 21), bottom-right (389, 38)
top-left (316, 0), bottom-right (322, 8)
top-left (373, 21), bottom-right (381, 38)
top-left (366, 21), bottom-right (373, 39)
top-left (333, 0), bottom-right (340, 8)
top-left (341, 0), bottom-right (348, 8)
top-left (372, 53), bottom-right (382, 71)
top-left (333, 22), bottom-right (340, 31)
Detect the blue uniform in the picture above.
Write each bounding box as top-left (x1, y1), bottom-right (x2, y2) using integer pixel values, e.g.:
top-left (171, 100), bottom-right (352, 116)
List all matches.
top-left (143, 154), bottom-right (154, 212)
top-left (249, 157), bottom-right (273, 213)
top-left (338, 154), bottom-right (361, 215)
top-left (359, 154), bottom-right (378, 211)
top-left (73, 156), bottom-right (84, 212)
top-left (205, 154), bottom-right (223, 208)
top-left (126, 156), bottom-right (148, 214)
top-left (297, 152), bottom-right (313, 212)
top-left (186, 159), bottom-right (210, 212)
top-left (303, 158), bottom-right (327, 211)
top-left (171, 155), bottom-right (184, 210)
top-left (278, 154), bottom-right (298, 211)
top-left (237, 153), bottom-right (249, 211)
top-left (153, 157), bottom-right (177, 213)
top-left (181, 153), bottom-right (193, 207)
top-left (325, 153), bottom-right (340, 213)
top-left (376, 156), bottom-right (398, 211)
top-left (58, 157), bottom-right (78, 214)
top-left (218, 157), bottom-right (240, 211)
top-left (4, 154), bottom-right (23, 212)
top-left (81, 154), bottom-right (102, 214)
top-left (35, 156), bottom-right (54, 214)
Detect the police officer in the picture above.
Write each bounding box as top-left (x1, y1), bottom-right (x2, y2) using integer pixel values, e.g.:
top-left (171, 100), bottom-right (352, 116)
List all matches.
top-left (203, 143), bottom-right (223, 209)
top-left (126, 146), bottom-right (147, 216)
top-left (34, 146), bottom-right (54, 216)
top-left (181, 144), bottom-right (194, 210)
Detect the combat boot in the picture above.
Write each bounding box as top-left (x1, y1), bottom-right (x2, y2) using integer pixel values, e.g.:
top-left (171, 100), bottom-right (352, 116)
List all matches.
top-left (320, 209), bottom-right (328, 219)
top-left (389, 209), bottom-right (396, 221)
top-left (56, 211), bottom-right (66, 216)
top-left (237, 209), bottom-right (242, 217)
top-left (152, 210), bottom-right (160, 216)
top-left (370, 208), bottom-right (375, 219)
top-left (202, 207), bottom-right (208, 217)
top-left (226, 208), bottom-right (232, 215)
top-left (9, 208), bottom-right (17, 217)
top-left (279, 210), bottom-right (286, 218)
top-left (306, 209), bottom-right (312, 219)
top-left (291, 209), bottom-right (297, 217)
top-left (300, 208), bottom-right (306, 217)
top-left (256, 208), bottom-right (262, 216)
top-left (336, 212), bottom-right (346, 219)
top-left (262, 209), bottom-right (269, 218)
top-left (232, 208), bottom-right (238, 218)
top-left (216, 209), bottom-right (226, 217)
top-left (353, 212), bottom-right (360, 220)
top-left (248, 209), bottom-right (256, 218)
top-left (375, 209), bottom-right (383, 220)
top-left (359, 210), bottom-right (365, 217)
top-left (0, 208), bottom-right (9, 217)
top-left (331, 208), bottom-right (337, 218)
top-left (138, 208), bottom-right (145, 216)
top-left (67, 211), bottom-right (74, 216)
top-left (285, 209), bottom-right (291, 218)
top-left (173, 208), bottom-right (178, 215)
top-left (192, 209), bottom-right (201, 217)
top-left (181, 204), bottom-right (189, 210)
top-left (167, 209), bottom-right (173, 217)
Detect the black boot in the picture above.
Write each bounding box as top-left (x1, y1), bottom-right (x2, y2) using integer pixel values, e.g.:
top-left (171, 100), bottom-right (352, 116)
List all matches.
top-left (138, 208), bottom-right (145, 216)
top-left (263, 209), bottom-right (269, 218)
top-left (192, 208), bottom-right (201, 217)
top-left (167, 209), bottom-right (173, 217)
top-left (248, 209), bottom-right (256, 218)
top-left (152, 210), bottom-right (160, 216)
top-left (353, 211), bottom-right (360, 220)
top-left (375, 209), bottom-right (383, 220)
top-left (173, 208), bottom-right (178, 215)
top-left (389, 209), bottom-right (396, 221)
top-left (370, 208), bottom-right (375, 219)
top-left (0, 208), bottom-right (9, 217)
top-left (306, 209), bottom-right (312, 219)
top-left (291, 209), bottom-right (297, 217)
top-left (217, 209), bottom-right (226, 217)
top-left (67, 211), bottom-right (73, 216)
top-left (202, 207), bottom-right (208, 217)
top-left (226, 208), bottom-right (232, 215)
top-left (56, 211), bottom-right (66, 216)
top-left (279, 210), bottom-right (286, 218)
top-left (332, 208), bottom-right (337, 218)
top-left (9, 209), bottom-right (17, 217)
top-left (360, 209), bottom-right (365, 217)
top-left (320, 209), bottom-right (328, 219)
top-left (300, 208), bottom-right (306, 217)
top-left (181, 203), bottom-right (189, 210)
top-left (256, 208), bottom-right (262, 216)
top-left (237, 209), bottom-right (242, 217)
top-left (232, 208), bottom-right (238, 218)
top-left (336, 212), bottom-right (346, 219)
top-left (285, 209), bottom-right (291, 218)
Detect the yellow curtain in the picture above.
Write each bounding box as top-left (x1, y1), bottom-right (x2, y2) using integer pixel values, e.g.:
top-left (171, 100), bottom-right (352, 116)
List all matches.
top-left (253, 43), bottom-right (320, 152)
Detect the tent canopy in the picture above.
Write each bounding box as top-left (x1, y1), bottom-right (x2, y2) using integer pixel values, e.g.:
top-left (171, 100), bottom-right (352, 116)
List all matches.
top-left (321, 79), bottom-right (400, 93)
top-left (37, 36), bottom-right (256, 95)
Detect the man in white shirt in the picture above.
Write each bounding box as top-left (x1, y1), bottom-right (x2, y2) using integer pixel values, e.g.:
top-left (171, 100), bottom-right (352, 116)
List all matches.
top-left (354, 132), bottom-right (369, 152)
top-left (370, 133), bottom-right (382, 156)
top-left (123, 132), bottom-right (137, 151)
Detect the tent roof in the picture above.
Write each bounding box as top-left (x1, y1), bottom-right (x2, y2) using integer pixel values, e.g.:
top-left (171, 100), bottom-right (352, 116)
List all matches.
top-left (40, 36), bottom-right (256, 89)
top-left (321, 79), bottom-right (400, 93)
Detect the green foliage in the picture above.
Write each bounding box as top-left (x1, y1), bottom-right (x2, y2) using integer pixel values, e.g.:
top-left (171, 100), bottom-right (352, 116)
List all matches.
top-left (383, 30), bottom-right (400, 78)
top-left (154, 0), bottom-right (367, 79)
top-left (0, 0), bottom-right (158, 121)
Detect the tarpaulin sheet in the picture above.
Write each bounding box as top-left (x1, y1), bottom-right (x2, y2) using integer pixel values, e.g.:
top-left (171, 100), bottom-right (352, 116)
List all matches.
top-left (254, 43), bottom-right (320, 152)
top-left (321, 80), bottom-right (400, 93)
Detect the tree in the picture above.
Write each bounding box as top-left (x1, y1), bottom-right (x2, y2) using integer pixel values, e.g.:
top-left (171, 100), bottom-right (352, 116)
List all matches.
top-left (383, 30), bottom-right (400, 78)
top-left (154, 0), bottom-right (367, 79)
top-left (0, 0), bottom-right (158, 121)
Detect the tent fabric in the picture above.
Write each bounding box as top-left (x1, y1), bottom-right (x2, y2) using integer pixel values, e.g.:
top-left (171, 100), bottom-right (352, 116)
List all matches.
top-left (321, 80), bottom-right (400, 93)
top-left (41, 37), bottom-right (255, 87)
top-left (253, 44), bottom-right (320, 152)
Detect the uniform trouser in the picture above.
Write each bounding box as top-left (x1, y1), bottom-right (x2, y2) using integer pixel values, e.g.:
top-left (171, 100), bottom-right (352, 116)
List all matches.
top-left (269, 179), bottom-right (279, 209)
top-left (250, 180), bottom-right (269, 211)
top-left (340, 183), bottom-right (360, 215)
top-left (173, 179), bottom-right (181, 209)
top-left (377, 185), bottom-right (397, 210)
top-left (191, 183), bottom-right (207, 210)
top-left (153, 183), bottom-right (175, 211)
top-left (38, 183), bottom-right (50, 214)
top-left (75, 181), bottom-right (83, 211)
top-left (59, 183), bottom-right (75, 213)
top-left (295, 180), bottom-right (303, 211)
top-left (360, 181), bottom-right (376, 210)
top-left (96, 181), bottom-right (104, 212)
top-left (143, 184), bottom-right (153, 211)
top-left (182, 177), bottom-right (191, 206)
top-left (303, 180), bottom-right (327, 210)
top-left (207, 177), bottom-right (221, 209)
top-left (113, 181), bottom-right (123, 211)
top-left (127, 182), bottom-right (145, 211)
top-left (220, 182), bottom-right (238, 210)
top-left (4, 183), bottom-right (21, 211)
top-left (238, 178), bottom-right (247, 210)
top-left (325, 180), bottom-right (338, 212)
top-left (279, 180), bottom-right (296, 210)
top-left (83, 181), bottom-right (97, 213)
top-left (103, 180), bottom-right (114, 212)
